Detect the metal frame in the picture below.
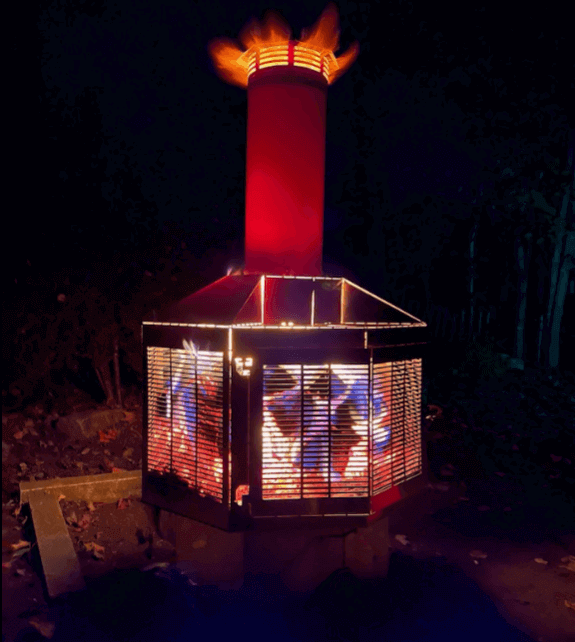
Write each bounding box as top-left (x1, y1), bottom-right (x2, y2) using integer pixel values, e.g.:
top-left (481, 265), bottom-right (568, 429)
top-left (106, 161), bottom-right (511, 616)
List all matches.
top-left (141, 323), bottom-right (427, 531)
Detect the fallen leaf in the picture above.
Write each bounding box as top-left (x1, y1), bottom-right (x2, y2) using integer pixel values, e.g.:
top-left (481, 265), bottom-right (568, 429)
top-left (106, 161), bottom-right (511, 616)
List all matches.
top-left (28, 427), bottom-right (39, 437)
top-left (84, 542), bottom-right (105, 560)
top-left (29, 617), bottom-right (55, 639)
top-left (458, 496), bottom-right (470, 502)
top-left (565, 600), bottom-right (575, 611)
top-left (534, 558), bottom-right (548, 565)
top-left (15, 568), bottom-right (26, 576)
top-left (11, 540), bottom-right (31, 552)
top-left (112, 467), bottom-right (127, 473)
top-left (473, 560), bottom-right (479, 565)
top-left (87, 502), bottom-right (96, 512)
top-left (75, 462), bottom-right (84, 469)
top-left (477, 505), bottom-right (490, 511)
top-left (117, 498), bottom-right (131, 510)
top-left (14, 431), bottom-right (25, 440)
top-left (559, 561), bottom-right (575, 572)
top-left (192, 539), bottom-right (207, 549)
top-left (394, 534), bottom-right (410, 546)
top-left (98, 430), bottom-right (117, 443)
top-left (12, 547), bottom-right (32, 558)
top-left (57, 494), bottom-right (66, 502)
top-left (81, 447), bottom-right (90, 455)
top-left (122, 448), bottom-right (134, 459)
top-left (560, 555), bottom-right (575, 564)
top-left (77, 513), bottom-right (92, 530)
top-left (24, 419), bottom-right (34, 428)
top-left (65, 512), bottom-right (78, 526)
top-left (427, 482), bottom-right (450, 492)
top-left (469, 550), bottom-right (488, 559)
top-left (142, 561), bottom-right (170, 572)
top-left (19, 462), bottom-right (28, 472)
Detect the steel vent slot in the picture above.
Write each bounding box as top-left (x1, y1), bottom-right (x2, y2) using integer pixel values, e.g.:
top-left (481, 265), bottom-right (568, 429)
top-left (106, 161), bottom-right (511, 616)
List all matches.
top-left (147, 346), bottom-right (224, 502)
top-left (262, 363), bottom-right (370, 500)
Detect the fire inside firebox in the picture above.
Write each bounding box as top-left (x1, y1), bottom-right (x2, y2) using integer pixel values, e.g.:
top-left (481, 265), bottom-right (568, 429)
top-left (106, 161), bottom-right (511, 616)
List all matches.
top-left (147, 344), bottom-right (225, 501)
top-left (147, 341), bottom-right (421, 505)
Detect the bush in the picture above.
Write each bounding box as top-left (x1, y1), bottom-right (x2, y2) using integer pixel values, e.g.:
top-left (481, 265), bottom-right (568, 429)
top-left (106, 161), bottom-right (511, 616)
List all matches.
top-left (461, 339), bottom-right (509, 382)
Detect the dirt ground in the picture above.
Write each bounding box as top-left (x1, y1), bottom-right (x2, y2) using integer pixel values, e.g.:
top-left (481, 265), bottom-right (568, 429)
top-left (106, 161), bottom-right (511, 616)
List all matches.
top-left (2, 371), bottom-right (575, 642)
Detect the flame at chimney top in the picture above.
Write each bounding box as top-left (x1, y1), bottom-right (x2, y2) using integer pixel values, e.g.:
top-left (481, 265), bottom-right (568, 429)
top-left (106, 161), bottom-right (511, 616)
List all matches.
top-left (208, 4), bottom-right (359, 277)
top-left (208, 4), bottom-right (359, 89)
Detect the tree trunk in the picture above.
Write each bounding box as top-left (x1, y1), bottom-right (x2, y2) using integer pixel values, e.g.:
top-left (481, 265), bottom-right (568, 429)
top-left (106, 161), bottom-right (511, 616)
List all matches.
top-left (96, 362), bottom-right (115, 407)
top-left (468, 219), bottom-right (479, 337)
top-left (536, 315), bottom-right (544, 365)
top-left (547, 231), bottom-right (574, 368)
top-left (514, 238), bottom-right (529, 362)
top-left (543, 140), bottom-right (574, 369)
top-left (113, 337), bottom-right (123, 408)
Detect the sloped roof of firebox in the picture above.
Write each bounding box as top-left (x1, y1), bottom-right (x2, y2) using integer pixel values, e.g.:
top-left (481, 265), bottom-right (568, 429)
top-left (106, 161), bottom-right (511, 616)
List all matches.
top-left (150, 274), bottom-right (425, 327)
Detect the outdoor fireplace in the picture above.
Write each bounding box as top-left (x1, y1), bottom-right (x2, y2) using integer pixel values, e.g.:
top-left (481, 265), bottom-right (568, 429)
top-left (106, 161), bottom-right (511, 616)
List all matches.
top-left (142, 7), bottom-right (427, 538)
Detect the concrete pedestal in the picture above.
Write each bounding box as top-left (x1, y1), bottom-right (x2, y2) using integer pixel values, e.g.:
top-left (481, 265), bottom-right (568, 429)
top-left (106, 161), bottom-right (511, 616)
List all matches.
top-left (155, 510), bottom-right (389, 593)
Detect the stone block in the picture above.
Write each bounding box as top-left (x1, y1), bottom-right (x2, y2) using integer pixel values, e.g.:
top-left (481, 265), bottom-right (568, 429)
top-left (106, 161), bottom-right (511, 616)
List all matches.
top-left (344, 516), bottom-right (389, 578)
top-left (157, 510), bottom-right (244, 588)
top-left (245, 526), bottom-right (345, 594)
top-left (57, 409), bottom-right (127, 441)
top-left (158, 512), bottom-right (390, 594)
top-left (20, 470), bottom-right (142, 504)
top-left (27, 490), bottom-right (85, 599)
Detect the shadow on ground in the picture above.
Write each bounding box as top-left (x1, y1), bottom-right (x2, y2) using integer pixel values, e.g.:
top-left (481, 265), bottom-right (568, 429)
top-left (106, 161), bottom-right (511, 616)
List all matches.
top-left (34, 552), bottom-right (537, 642)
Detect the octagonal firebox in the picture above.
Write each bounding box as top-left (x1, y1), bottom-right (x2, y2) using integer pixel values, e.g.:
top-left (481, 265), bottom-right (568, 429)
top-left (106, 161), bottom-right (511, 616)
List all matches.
top-left (142, 273), bottom-right (427, 532)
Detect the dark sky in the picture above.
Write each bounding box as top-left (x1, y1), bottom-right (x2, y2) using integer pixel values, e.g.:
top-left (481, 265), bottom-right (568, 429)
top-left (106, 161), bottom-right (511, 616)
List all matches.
top-left (9, 1), bottom-right (574, 291)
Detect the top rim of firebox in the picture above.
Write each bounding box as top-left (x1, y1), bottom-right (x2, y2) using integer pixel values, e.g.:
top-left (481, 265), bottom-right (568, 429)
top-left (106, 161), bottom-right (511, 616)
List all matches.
top-left (144, 273), bottom-right (427, 329)
top-left (237, 41), bottom-right (338, 84)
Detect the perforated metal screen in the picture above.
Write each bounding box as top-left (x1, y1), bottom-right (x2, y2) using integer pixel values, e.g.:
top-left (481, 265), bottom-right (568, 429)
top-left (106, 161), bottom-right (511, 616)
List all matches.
top-left (262, 363), bottom-right (371, 500)
top-left (146, 346), bottom-right (224, 502)
top-left (261, 358), bottom-right (422, 502)
top-left (372, 359), bottom-right (422, 494)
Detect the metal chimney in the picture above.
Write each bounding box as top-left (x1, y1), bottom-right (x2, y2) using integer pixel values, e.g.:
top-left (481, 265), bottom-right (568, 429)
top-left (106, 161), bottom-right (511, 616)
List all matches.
top-left (243, 42), bottom-right (331, 276)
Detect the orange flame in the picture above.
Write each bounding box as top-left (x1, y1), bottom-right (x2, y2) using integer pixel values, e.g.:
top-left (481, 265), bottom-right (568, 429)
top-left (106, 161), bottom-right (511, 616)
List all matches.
top-left (208, 3), bottom-right (359, 88)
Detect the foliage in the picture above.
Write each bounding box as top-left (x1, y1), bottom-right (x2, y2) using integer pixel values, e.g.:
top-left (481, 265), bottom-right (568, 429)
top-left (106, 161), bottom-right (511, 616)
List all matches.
top-left (460, 339), bottom-right (509, 382)
top-left (4, 224), bottom-right (225, 410)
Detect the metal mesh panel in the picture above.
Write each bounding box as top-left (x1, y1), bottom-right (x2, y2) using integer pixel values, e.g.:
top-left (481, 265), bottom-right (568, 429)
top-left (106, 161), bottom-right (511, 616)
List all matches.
top-left (372, 359), bottom-right (422, 494)
top-left (262, 363), bottom-right (370, 500)
top-left (147, 347), bottom-right (173, 475)
top-left (146, 346), bottom-right (224, 501)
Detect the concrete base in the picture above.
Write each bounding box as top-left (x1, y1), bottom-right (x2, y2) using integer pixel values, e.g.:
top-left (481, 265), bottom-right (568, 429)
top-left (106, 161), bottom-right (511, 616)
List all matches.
top-left (155, 509), bottom-right (389, 594)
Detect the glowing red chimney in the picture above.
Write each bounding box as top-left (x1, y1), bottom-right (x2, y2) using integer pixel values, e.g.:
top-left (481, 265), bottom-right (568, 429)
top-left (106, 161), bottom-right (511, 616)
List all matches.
top-left (208, 5), bottom-right (359, 276)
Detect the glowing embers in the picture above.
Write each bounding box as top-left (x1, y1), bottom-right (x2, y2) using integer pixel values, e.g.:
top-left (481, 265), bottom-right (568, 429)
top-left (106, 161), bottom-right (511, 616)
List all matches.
top-left (147, 346), bottom-right (224, 501)
top-left (262, 363), bottom-right (383, 500)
